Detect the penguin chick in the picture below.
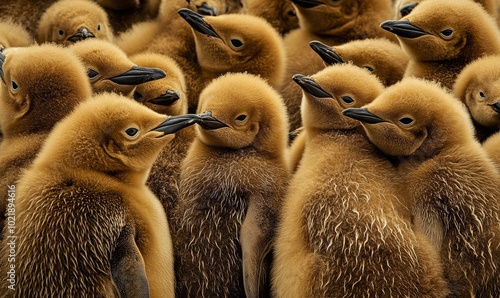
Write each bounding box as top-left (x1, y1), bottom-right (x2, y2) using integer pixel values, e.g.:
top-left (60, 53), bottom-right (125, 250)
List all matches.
top-left (0, 45), bottom-right (92, 239)
top-left (178, 9), bottom-right (286, 112)
top-left (483, 131), bottom-right (500, 170)
top-left (453, 54), bottom-right (500, 142)
top-left (393, 0), bottom-right (498, 19)
top-left (381, 0), bottom-right (500, 90)
top-left (240, 0), bottom-right (299, 36)
top-left (0, 19), bottom-right (33, 50)
top-left (343, 77), bottom-right (500, 297)
top-left (273, 64), bottom-right (448, 298)
top-left (37, 0), bottom-right (113, 46)
top-left (129, 52), bottom-right (195, 222)
top-left (280, 0), bottom-right (396, 131)
top-left (0, 93), bottom-right (206, 297)
top-left (310, 38), bottom-right (409, 87)
top-left (173, 73), bottom-right (290, 298)
top-left (68, 39), bottom-right (166, 96)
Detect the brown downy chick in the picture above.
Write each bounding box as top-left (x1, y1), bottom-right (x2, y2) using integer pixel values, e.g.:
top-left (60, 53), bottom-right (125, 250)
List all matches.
top-left (178, 9), bottom-right (286, 112)
top-left (0, 19), bottom-right (33, 50)
top-left (37, 0), bottom-right (113, 46)
top-left (0, 45), bottom-right (92, 239)
top-left (310, 38), bottom-right (409, 87)
top-left (129, 52), bottom-right (195, 222)
top-left (69, 39), bottom-right (165, 96)
top-left (381, 0), bottom-right (500, 90)
top-left (173, 73), bottom-right (290, 298)
top-left (273, 64), bottom-right (449, 298)
top-left (240, 0), bottom-right (299, 36)
top-left (280, 0), bottom-right (396, 130)
top-left (343, 78), bottom-right (500, 297)
top-left (0, 93), bottom-right (205, 297)
top-left (453, 54), bottom-right (500, 142)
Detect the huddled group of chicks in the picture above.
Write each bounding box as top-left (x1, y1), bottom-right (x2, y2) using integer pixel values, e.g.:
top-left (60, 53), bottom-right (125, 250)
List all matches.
top-left (0, 0), bottom-right (499, 297)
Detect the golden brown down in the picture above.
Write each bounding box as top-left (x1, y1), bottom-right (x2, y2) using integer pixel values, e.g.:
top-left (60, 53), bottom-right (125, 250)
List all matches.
top-left (281, 0), bottom-right (396, 131)
top-left (382, 0), bottom-right (500, 90)
top-left (0, 45), bottom-right (92, 240)
top-left (344, 78), bottom-right (500, 297)
top-left (453, 54), bottom-right (500, 142)
top-left (0, 94), bottom-right (179, 297)
top-left (393, 0), bottom-right (498, 19)
top-left (273, 64), bottom-right (448, 297)
top-left (0, 19), bottom-right (33, 50)
top-left (173, 73), bottom-right (290, 298)
top-left (240, 0), bottom-right (299, 36)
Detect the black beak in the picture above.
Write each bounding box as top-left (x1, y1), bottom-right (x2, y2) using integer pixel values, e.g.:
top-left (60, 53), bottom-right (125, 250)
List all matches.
top-left (149, 90), bottom-right (180, 106)
top-left (108, 66), bottom-right (166, 85)
top-left (67, 27), bottom-right (95, 43)
top-left (178, 8), bottom-right (221, 39)
top-left (291, 0), bottom-right (322, 8)
top-left (0, 51), bottom-right (5, 84)
top-left (197, 2), bottom-right (217, 16)
top-left (399, 3), bottom-right (418, 17)
top-left (489, 101), bottom-right (500, 114)
top-left (292, 74), bottom-right (331, 98)
top-left (151, 111), bottom-right (227, 137)
top-left (342, 108), bottom-right (387, 124)
top-left (309, 40), bottom-right (344, 65)
top-left (380, 20), bottom-right (428, 39)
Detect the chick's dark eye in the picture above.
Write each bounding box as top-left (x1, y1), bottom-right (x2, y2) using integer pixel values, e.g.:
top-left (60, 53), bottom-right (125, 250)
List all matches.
top-left (363, 66), bottom-right (374, 73)
top-left (58, 29), bottom-right (64, 36)
top-left (399, 117), bottom-right (414, 126)
top-left (230, 38), bottom-right (244, 48)
top-left (133, 92), bottom-right (143, 102)
top-left (11, 80), bottom-right (18, 91)
top-left (97, 24), bottom-right (101, 31)
top-left (288, 9), bottom-right (296, 17)
top-left (341, 95), bottom-right (354, 105)
top-left (441, 29), bottom-right (454, 37)
top-left (235, 114), bottom-right (247, 121)
top-left (125, 127), bottom-right (139, 137)
top-left (479, 91), bottom-right (486, 98)
top-left (87, 68), bottom-right (99, 79)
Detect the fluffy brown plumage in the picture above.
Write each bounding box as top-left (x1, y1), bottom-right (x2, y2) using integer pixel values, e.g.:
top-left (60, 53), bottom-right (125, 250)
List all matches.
top-left (0, 93), bottom-right (188, 297)
top-left (173, 73), bottom-right (290, 298)
top-left (344, 78), bottom-right (500, 297)
top-left (280, 0), bottom-right (396, 130)
top-left (0, 19), bottom-right (33, 50)
top-left (393, 0), bottom-right (498, 19)
top-left (95, 0), bottom-right (161, 34)
top-left (129, 52), bottom-right (195, 224)
top-left (382, 0), bottom-right (500, 90)
top-left (37, 0), bottom-right (113, 46)
top-left (453, 54), bottom-right (500, 142)
top-left (0, 0), bottom-right (56, 38)
top-left (240, 0), bottom-right (299, 36)
top-left (69, 39), bottom-right (165, 96)
top-left (273, 64), bottom-right (448, 297)
top-left (0, 45), bottom-right (92, 240)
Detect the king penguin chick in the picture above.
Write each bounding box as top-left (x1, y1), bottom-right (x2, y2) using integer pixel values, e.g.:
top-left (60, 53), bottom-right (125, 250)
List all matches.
top-left (240, 0), bottom-right (299, 36)
top-left (129, 52), bottom-right (196, 223)
top-left (0, 93), bottom-right (207, 297)
top-left (381, 0), bottom-right (500, 91)
top-left (343, 78), bottom-right (500, 297)
top-left (69, 39), bottom-right (166, 96)
top-left (453, 54), bottom-right (500, 142)
top-left (273, 64), bottom-right (448, 298)
top-left (393, 0), bottom-right (498, 19)
top-left (0, 45), bottom-right (92, 240)
top-left (280, 0), bottom-right (396, 130)
top-left (177, 9), bottom-right (286, 112)
top-left (310, 38), bottom-right (409, 87)
top-left (36, 0), bottom-right (113, 46)
top-left (0, 19), bottom-right (33, 50)
top-left (173, 73), bottom-right (290, 298)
